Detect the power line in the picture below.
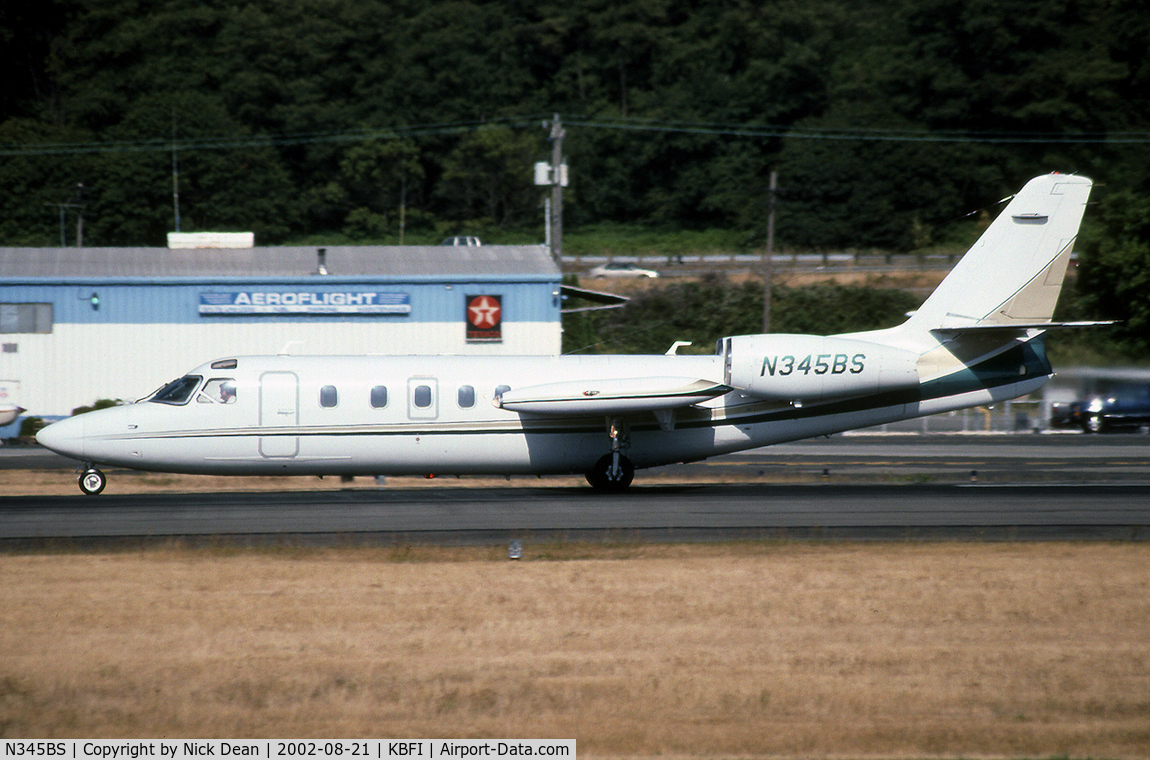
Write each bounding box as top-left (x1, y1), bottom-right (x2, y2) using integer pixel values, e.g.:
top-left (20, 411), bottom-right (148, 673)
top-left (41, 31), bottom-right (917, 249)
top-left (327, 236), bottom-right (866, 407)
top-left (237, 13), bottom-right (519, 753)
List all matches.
top-left (4, 114), bottom-right (1150, 157)
top-left (0, 117), bottom-right (543, 157)
top-left (568, 115), bottom-right (1150, 144)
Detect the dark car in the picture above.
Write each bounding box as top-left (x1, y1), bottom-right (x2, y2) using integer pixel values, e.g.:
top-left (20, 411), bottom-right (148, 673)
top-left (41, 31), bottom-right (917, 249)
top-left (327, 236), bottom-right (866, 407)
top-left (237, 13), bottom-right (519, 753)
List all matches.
top-left (1054, 395), bottom-right (1150, 433)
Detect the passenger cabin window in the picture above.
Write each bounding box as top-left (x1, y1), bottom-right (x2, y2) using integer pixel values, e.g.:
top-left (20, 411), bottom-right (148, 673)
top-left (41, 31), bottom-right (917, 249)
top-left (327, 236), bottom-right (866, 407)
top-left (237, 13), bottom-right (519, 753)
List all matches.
top-left (458, 385), bottom-right (475, 408)
top-left (150, 375), bottom-right (202, 405)
top-left (371, 385), bottom-right (388, 408)
top-left (320, 385), bottom-right (338, 408)
top-left (197, 378), bottom-right (237, 404)
top-left (494, 384), bottom-right (511, 399)
top-left (413, 385), bottom-right (432, 408)
top-left (407, 378), bottom-right (439, 420)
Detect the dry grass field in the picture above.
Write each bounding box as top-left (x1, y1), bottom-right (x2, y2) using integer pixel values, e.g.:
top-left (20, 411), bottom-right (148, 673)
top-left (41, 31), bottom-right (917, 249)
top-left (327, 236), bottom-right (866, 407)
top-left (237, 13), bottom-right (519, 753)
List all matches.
top-left (2, 541), bottom-right (1148, 757)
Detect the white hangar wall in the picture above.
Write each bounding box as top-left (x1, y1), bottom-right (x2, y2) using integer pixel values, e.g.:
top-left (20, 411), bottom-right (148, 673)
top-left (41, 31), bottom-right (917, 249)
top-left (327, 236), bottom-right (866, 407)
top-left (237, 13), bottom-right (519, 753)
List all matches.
top-left (0, 246), bottom-right (562, 426)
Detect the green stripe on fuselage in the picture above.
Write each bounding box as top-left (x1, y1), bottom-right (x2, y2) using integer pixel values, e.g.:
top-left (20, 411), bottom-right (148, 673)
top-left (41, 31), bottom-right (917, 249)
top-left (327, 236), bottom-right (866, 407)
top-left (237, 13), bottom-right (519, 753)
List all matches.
top-left (918, 336), bottom-right (1051, 401)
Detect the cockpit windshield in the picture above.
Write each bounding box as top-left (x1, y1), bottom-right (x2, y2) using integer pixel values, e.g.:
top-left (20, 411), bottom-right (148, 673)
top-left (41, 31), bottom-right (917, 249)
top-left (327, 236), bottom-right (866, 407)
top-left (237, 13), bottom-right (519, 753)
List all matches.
top-left (149, 375), bottom-right (202, 405)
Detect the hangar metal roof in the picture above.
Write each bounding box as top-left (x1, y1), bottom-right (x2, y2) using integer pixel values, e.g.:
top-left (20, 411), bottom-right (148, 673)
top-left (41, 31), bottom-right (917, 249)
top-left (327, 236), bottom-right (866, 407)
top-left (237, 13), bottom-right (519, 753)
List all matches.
top-left (0, 245), bottom-right (559, 281)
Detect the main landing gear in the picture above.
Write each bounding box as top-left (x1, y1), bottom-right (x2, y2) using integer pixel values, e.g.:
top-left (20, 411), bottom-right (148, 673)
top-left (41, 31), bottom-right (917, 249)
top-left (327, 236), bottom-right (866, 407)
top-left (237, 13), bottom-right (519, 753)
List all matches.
top-left (78, 466), bottom-right (106, 495)
top-left (585, 418), bottom-right (635, 492)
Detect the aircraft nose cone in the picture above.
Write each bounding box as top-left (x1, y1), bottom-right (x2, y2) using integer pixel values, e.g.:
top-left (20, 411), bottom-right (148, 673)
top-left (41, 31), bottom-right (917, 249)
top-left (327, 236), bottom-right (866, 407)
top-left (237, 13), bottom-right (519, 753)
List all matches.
top-left (35, 415), bottom-right (86, 460)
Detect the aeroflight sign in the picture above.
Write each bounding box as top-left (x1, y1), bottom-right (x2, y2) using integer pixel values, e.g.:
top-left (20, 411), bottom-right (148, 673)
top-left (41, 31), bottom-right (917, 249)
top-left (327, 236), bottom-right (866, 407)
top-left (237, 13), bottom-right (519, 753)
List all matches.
top-left (199, 291), bottom-right (411, 315)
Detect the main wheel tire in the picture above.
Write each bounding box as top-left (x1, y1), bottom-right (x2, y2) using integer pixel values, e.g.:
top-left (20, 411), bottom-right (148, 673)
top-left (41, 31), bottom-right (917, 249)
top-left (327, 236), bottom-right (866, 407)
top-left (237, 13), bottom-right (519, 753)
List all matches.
top-left (586, 453), bottom-right (634, 492)
top-left (79, 468), bottom-right (106, 495)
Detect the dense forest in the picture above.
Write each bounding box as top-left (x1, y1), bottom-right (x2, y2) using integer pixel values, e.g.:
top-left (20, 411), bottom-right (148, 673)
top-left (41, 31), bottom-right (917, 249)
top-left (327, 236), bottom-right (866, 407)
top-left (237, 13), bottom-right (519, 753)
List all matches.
top-left (2, 0), bottom-right (1148, 355)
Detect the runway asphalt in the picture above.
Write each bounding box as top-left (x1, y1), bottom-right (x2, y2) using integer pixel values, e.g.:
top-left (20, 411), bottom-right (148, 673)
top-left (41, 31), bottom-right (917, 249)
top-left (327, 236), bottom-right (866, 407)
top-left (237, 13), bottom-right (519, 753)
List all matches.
top-left (2, 433), bottom-right (1148, 546)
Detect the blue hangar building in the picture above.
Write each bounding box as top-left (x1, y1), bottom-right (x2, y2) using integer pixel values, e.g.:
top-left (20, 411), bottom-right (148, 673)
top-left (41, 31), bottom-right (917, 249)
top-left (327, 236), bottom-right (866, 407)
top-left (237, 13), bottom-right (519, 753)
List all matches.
top-left (0, 244), bottom-right (562, 430)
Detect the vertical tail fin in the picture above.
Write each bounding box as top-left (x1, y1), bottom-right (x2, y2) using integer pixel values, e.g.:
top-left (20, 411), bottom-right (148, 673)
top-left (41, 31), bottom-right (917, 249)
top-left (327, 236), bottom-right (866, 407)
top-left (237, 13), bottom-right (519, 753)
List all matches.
top-left (906, 174), bottom-right (1092, 331)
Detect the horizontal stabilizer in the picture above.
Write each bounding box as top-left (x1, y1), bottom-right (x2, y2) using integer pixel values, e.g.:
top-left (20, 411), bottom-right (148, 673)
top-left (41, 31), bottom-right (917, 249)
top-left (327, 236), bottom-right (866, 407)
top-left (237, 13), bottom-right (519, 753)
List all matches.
top-left (931, 320), bottom-right (1117, 335)
top-left (495, 376), bottom-right (730, 415)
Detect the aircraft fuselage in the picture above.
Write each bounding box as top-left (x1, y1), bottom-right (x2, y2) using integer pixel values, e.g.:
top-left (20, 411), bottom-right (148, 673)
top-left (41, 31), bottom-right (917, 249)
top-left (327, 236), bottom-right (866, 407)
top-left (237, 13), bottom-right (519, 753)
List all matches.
top-left (37, 346), bottom-right (1048, 479)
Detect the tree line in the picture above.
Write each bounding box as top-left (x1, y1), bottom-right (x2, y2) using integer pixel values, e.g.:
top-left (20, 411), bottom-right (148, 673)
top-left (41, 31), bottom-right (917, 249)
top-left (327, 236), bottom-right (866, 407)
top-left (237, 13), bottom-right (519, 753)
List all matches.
top-left (562, 278), bottom-right (922, 355)
top-left (1, 0), bottom-right (1148, 356)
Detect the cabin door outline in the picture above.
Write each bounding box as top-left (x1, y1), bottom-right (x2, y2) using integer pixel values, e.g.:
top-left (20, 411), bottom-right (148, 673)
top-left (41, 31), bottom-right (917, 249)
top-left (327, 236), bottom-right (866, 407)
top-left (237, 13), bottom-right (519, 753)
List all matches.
top-left (259, 371), bottom-right (299, 457)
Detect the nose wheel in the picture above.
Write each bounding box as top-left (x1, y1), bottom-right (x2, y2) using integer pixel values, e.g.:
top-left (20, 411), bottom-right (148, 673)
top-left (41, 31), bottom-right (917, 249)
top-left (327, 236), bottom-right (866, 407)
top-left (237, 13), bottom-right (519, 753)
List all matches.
top-left (79, 467), bottom-right (107, 495)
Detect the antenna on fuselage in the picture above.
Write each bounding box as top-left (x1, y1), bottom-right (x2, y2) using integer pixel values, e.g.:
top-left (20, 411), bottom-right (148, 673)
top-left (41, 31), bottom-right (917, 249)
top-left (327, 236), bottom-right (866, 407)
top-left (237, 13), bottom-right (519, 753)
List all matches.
top-left (278, 341), bottom-right (304, 355)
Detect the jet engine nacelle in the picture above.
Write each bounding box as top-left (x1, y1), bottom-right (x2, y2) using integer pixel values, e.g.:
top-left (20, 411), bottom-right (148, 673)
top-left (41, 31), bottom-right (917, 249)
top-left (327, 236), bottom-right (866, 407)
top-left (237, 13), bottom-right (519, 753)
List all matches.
top-left (723, 334), bottom-right (920, 403)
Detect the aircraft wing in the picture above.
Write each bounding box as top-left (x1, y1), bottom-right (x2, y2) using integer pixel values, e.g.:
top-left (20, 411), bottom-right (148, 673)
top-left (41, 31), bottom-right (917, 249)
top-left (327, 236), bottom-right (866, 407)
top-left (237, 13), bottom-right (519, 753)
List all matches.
top-left (494, 376), bottom-right (730, 415)
top-left (559, 284), bottom-right (630, 313)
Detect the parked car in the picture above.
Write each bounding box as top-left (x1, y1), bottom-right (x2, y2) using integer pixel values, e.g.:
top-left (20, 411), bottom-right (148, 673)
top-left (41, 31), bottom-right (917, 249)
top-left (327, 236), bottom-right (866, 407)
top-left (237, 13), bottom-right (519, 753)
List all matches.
top-left (587, 262), bottom-right (660, 279)
top-left (439, 236), bottom-right (482, 246)
top-left (1052, 395), bottom-right (1150, 433)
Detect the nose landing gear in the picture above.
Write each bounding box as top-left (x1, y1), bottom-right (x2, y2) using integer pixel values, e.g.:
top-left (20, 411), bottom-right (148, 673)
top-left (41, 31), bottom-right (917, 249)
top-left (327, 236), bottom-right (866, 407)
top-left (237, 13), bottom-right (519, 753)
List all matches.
top-left (585, 418), bottom-right (635, 491)
top-left (78, 467), bottom-right (106, 495)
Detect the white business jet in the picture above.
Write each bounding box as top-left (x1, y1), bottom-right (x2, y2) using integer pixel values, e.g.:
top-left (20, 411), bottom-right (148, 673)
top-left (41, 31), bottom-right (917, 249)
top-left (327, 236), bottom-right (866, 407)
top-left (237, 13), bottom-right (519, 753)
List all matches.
top-left (38, 174), bottom-right (1100, 494)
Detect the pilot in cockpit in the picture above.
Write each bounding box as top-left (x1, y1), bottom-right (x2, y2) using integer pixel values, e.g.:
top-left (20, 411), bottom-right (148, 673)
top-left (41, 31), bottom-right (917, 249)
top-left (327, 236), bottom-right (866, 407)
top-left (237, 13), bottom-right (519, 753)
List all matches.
top-left (197, 378), bottom-right (237, 405)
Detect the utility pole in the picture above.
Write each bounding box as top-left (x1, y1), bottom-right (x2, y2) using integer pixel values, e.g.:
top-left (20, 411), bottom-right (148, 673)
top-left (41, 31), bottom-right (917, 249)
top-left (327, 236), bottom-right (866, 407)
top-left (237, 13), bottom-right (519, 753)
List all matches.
top-left (44, 183), bottom-right (86, 247)
top-left (543, 196), bottom-right (551, 249)
top-left (172, 109), bottom-right (180, 232)
top-left (549, 114), bottom-right (565, 262)
top-left (762, 170), bottom-right (777, 333)
top-left (75, 183), bottom-right (83, 247)
top-left (399, 171), bottom-right (407, 245)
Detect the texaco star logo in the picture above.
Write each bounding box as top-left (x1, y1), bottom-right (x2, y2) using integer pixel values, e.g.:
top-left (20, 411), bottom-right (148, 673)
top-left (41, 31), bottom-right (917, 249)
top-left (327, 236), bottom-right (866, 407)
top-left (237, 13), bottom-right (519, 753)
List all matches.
top-left (468, 295), bottom-right (501, 329)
